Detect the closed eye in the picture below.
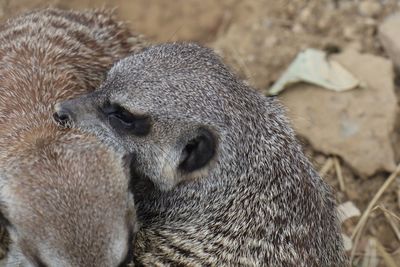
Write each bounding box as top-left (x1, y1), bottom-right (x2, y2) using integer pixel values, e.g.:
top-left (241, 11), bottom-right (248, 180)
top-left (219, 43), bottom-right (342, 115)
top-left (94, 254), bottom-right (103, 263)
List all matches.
top-left (102, 102), bottom-right (136, 124)
top-left (101, 102), bottom-right (151, 136)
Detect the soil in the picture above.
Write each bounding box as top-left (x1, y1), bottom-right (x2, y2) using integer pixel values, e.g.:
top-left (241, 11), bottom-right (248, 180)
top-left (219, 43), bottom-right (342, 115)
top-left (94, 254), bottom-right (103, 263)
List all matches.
top-left (0, 0), bottom-right (399, 266)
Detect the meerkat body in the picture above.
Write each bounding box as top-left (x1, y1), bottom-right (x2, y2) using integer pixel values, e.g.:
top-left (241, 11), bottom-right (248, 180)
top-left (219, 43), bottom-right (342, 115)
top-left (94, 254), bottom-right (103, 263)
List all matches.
top-left (0, 9), bottom-right (143, 266)
top-left (57, 43), bottom-right (347, 266)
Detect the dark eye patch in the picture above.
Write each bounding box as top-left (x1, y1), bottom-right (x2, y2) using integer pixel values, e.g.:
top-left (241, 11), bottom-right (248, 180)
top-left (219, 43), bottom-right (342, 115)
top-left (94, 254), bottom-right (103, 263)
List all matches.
top-left (101, 102), bottom-right (151, 136)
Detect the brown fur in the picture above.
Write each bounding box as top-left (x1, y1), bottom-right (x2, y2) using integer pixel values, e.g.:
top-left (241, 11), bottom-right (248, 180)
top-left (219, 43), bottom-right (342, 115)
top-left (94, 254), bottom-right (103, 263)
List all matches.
top-left (0, 8), bottom-right (143, 266)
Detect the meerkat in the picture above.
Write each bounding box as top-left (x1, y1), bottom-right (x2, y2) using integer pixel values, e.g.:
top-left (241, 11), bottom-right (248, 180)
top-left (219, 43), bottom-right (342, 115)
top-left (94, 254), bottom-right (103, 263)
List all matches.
top-left (55, 43), bottom-right (347, 266)
top-left (0, 8), bottom-right (143, 266)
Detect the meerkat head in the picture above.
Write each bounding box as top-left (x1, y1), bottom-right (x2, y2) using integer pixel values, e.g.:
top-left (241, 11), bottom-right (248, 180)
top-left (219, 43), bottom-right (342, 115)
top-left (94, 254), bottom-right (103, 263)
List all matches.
top-left (0, 132), bottom-right (137, 267)
top-left (53, 43), bottom-right (244, 192)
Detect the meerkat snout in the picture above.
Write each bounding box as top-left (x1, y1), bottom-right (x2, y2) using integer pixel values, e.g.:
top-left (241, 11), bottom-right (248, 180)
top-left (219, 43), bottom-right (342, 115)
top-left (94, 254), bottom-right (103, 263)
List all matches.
top-left (53, 103), bottom-right (73, 128)
top-left (55, 100), bottom-right (152, 137)
top-left (57, 93), bottom-right (218, 191)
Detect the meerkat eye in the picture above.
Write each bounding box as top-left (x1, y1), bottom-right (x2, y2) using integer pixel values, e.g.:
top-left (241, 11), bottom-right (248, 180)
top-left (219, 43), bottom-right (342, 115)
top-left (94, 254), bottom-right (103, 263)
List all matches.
top-left (101, 102), bottom-right (151, 136)
top-left (179, 128), bottom-right (216, 172)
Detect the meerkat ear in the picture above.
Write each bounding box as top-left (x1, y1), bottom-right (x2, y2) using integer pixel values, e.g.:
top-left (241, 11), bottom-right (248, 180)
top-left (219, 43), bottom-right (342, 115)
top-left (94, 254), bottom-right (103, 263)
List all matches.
top-left (179, 128), bottom-right (216, 173)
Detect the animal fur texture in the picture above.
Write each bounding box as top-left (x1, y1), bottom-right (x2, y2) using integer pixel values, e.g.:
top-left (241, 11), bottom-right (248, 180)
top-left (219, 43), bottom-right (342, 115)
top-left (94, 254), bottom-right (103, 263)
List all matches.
top-left (57, 43), bottom-right (347, 266)
top-left (0, 8), bottom-right (143, 266)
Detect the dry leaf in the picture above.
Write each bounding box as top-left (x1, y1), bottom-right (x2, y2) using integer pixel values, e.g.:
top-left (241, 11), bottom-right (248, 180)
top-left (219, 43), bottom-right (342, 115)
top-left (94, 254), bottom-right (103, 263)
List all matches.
top-left (268, 49), bottom-right (359, 95)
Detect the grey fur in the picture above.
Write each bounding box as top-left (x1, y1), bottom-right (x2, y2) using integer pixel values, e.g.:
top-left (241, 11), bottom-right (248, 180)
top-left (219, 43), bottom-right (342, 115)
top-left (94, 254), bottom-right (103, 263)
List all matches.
top-left (58, 43), bottom-right (347, 266)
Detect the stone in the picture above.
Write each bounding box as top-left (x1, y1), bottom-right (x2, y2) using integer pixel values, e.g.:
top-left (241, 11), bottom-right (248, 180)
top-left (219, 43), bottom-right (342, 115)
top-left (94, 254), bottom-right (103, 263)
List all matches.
top-left (358, 1), bottom-right (382, 17)
top-left (343, 26), bottom-right (358, 40)
top-left (280, 49), bottom-right (397, 177)
top-left (379, 13), bottom-right (400, 70)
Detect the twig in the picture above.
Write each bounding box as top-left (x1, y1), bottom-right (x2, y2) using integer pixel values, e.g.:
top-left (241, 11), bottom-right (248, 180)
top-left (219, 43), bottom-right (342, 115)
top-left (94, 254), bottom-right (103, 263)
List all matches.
top-left (373, 237), bottom-right (398, 267)
top-left (333, 157), bottom-right (345, 191)
top-left (351, 224), bottom-right (365, 264)
top-left (216, 10), bottom-right (233, 38)
top-left (374, 205), bottom-right (400, 242)
top-left (350, 163), bottom-right (400, 263)
top-left (383, 211), bottom-right (400, 242)
top-left (352, 163), bottom-right (400, 239)
top-left (319, 157), bottom-right (334, 177)
top-left (361, 238), bottom-right (378, 267)
top-left (397, 178), bottom-right (400, 209)
top-left (374, 205), bottom-right (400, 221)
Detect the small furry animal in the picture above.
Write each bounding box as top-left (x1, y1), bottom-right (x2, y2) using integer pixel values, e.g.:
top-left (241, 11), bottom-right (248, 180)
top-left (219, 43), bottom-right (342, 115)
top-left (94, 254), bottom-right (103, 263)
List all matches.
top-left (56, 43), bottom-right (347, 266)
top-left (0, 8), bottom-right (143, 266)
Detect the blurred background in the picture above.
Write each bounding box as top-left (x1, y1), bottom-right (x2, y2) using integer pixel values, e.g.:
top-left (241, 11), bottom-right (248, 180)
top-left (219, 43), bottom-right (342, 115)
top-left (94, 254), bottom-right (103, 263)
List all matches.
top-left (1, 0), bottom-right (400, 266)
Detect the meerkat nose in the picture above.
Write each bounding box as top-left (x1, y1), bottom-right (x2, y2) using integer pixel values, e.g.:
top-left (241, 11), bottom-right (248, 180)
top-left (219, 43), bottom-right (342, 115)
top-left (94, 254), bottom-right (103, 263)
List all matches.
top-left (53, 103), bottom-right (73, 127)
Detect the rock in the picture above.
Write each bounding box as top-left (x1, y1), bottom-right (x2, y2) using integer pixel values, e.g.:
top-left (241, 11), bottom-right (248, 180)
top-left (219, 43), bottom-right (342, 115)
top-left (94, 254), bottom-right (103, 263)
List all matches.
top-left (343, 26), bottom-right (358, 40)
top-left (299, 8), bottom-right (312, 24)
top-left (264, 36), bottom-right (278, 48)
top-left (339, 1), bottom-right (355, 11)
top-left (379, 13), bottom-right (400, 70)
top-left (358, 1), bottom-right (382, 17)
top-left (292, 23), bottom-right (304, 33)
top-left (317, 14), bottom-right (333, 31)
top-left (213, 9), bottom-right (330, 89)
top-left (345, 41), bottom-right (363, 52)
top-left (280, 49), bottom-right (397, 177)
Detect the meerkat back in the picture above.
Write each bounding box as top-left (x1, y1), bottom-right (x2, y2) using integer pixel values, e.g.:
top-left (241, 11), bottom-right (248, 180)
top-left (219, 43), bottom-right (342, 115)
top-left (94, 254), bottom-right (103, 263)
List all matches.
top-left (0, 9), bottom-right (143, 266)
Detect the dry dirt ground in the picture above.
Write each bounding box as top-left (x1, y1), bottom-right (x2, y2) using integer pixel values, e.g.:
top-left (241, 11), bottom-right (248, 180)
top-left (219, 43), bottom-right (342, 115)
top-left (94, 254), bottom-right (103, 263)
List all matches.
top-left (1, 0), bottom-right (400, 266)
